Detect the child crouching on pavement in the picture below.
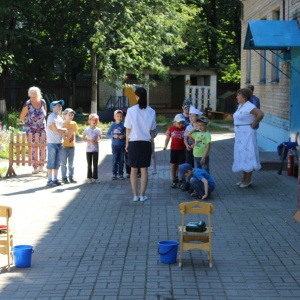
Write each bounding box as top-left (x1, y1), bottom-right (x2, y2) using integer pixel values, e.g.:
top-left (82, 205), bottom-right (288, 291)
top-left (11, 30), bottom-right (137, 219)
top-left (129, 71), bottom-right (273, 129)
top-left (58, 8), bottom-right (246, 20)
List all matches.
top-left (178, 163), bottom-right (215, 200)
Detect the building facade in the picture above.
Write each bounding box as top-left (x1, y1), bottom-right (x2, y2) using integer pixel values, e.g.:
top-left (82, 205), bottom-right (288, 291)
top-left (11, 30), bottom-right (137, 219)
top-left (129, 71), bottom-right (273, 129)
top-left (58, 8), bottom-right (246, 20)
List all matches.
top-left (241, 0), bottom-right (300, 151)
top-left (98, 67), bottom-right (218, 111)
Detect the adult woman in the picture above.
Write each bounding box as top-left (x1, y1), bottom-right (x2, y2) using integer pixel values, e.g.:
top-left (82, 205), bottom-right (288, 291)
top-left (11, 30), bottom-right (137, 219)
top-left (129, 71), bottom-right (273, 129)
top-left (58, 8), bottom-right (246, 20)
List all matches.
top-left (124, 87), bottom-right (156, 202)
top-left (20, 86), bottom-right (47, 174)
top-left (232, 88), bottom-right (264, 188)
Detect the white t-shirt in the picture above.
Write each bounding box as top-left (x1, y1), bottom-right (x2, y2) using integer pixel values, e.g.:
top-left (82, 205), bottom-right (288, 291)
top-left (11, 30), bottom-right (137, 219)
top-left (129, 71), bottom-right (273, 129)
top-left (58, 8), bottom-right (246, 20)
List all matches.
top-left (233, 101), bottom-right (256, 125)
top-left (46, 113), bottom-right (64, 143)
top-left (84, 127), bottom-right (102, 152)
top-left (124, 104), bottom-right (156, 142)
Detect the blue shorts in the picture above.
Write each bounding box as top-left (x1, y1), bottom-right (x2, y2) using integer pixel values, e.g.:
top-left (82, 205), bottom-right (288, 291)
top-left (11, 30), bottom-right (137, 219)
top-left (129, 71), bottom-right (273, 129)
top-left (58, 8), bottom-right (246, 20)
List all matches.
top-left (47, 143), bottom-right (62, 170)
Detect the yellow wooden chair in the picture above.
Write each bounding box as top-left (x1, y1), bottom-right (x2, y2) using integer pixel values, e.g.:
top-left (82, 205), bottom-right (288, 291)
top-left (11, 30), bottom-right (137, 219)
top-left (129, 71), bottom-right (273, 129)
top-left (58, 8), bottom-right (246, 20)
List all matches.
top-left (0, 206), bottom-right (14, 271)
top-left (178, 201), bottom-right (214, 268)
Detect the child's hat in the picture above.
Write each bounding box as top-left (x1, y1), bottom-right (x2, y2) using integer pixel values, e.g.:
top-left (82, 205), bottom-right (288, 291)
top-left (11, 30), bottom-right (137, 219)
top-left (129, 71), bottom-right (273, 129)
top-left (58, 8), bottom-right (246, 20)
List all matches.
top-left (114, 109), bottom-right (123, 116)
top-left (197, 116), bottom-right (208, 123)
top-left (178, 163), bottom-right (191, 180)
top-left (89, 113), bottom-right (99, 120)
top-left (182, 99), bottom-right (192, 107)
top-left (63, 108), bottom-right (76, 115)
top-left (173, 114), bottom-right (185, 123)
top-left (189, 105), bottom-right (203, 116)
top-left (50, 100), bottom-right (64, 110)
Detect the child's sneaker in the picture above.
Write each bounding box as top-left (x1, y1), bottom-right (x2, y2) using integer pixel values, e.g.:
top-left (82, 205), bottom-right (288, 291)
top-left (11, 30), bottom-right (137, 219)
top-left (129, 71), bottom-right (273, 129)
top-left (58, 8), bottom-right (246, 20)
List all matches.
top-left (140, 196), bottom-right (148, 202)
top-left (133, 196), bottom-right (139, 202)
top-left (47, 180), bottom-right (57, 187)
top-left (95, 179), bottom-right (100, 183)
top-left (112, 175), bottom-right (117, 180)
top-left (54, 180), bottom-right (62, 186)
top-left (62, 178), bottom-right (69, 184)
top-left (87, 179), bottom-right (94, 184)
top-left (119, 175), bottom-right (125, 180)
top-left (69, 178), bottom-right (77, 183)
top-left (171, 181), bottom-right (177, 188)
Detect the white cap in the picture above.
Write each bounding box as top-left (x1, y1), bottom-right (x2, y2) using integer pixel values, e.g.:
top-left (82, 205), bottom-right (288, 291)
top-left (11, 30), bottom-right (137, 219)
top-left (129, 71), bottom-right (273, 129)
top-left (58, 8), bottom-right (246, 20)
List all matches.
top-left (114, 109), bottom-right (123, 116)
top-left (189, 105), bottom-right (203, 116)
top-left (173, 114), bottom-right (185, 123)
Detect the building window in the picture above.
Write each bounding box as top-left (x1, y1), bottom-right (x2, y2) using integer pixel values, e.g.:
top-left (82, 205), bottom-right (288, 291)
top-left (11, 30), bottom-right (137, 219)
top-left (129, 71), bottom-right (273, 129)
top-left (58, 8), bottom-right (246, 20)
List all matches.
top-left (271, 50), bottom-right (280, 83)
top-left (246, 50), bottom-right (251, 84)
top-left (259, 49), bottom-right (266, 84)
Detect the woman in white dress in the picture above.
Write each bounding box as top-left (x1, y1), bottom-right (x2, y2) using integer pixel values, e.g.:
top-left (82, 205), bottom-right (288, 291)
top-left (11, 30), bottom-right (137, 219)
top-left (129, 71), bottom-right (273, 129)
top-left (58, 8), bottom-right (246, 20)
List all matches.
top-left (232, 88), bottom-right (264, 188)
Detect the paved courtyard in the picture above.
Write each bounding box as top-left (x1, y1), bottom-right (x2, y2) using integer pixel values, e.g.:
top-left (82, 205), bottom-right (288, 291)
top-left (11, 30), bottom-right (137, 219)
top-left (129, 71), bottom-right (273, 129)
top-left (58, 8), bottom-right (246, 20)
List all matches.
top-left (0, 132), bottom-right (299, 300)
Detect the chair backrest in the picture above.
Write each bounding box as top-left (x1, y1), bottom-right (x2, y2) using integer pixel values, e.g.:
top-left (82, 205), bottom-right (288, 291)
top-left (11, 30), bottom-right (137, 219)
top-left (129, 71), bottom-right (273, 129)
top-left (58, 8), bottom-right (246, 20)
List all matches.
top-left (179, 201), bottom-right (214, 228)
top-left (0, 206), bottom-right (12, 229)
top-left (179, 201), bottom-right (214, 215)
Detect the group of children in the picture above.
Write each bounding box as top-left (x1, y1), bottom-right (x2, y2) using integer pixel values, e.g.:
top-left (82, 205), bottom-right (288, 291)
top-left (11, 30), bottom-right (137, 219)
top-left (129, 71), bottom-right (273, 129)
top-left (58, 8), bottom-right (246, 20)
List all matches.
top-left (45, 99), bottom-right (215, 200)
top-left (46, 100), bottom-right (101, 186)
top-left (163, 100), bottom-right (215, 200)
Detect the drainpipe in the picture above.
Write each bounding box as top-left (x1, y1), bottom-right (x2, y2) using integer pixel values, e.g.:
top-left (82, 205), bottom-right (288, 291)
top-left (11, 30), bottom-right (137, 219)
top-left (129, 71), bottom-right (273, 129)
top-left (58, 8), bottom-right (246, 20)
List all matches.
top-left (283, 0), bottom-right (285, 20)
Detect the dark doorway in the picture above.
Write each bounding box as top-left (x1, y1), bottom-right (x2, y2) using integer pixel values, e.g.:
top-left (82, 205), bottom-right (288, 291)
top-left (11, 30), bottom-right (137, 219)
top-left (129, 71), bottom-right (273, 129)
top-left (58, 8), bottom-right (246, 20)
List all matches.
top-left (171, 75), bottom-right (185, 109)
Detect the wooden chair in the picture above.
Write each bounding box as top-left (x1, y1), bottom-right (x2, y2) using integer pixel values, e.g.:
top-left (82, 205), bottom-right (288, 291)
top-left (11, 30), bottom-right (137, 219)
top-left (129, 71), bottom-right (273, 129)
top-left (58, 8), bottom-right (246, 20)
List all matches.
top-left (0, 206), bottom-right (14, 271)
top-left (178, 201), bottom-right (214, 268)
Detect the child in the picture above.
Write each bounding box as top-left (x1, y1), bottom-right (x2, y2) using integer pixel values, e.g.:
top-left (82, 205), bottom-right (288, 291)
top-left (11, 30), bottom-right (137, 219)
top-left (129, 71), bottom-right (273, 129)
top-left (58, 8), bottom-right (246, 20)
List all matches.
top-left (188, 117), bottom-right (211, 173)
top-left (183, 105), bottom-right (203, 167)
top-left (180, 99), bottom-right (192, 127)
top-left (106, 109), bottom-right (126, 180)
top-left (82, 114), bottom-right (102, 183)
top-left (61, 108), bottom-right (78, 184)
top-left (46, 100), bottom-right (67, 187)
top-left (163, 114), bottom-right (186, 188)
top-left (178, 163), bottom-right (215, 200)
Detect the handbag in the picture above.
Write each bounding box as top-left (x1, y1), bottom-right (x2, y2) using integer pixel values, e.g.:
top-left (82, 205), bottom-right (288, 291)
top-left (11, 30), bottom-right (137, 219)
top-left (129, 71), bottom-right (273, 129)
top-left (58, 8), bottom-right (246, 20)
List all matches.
top-left (185, 221), bottom-right (206, 232)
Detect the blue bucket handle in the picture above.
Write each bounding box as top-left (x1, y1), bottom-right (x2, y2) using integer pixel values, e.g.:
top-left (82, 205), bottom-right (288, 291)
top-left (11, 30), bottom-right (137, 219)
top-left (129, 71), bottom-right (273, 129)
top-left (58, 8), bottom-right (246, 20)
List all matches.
top-left (158, 244), bottom-right (177, 256)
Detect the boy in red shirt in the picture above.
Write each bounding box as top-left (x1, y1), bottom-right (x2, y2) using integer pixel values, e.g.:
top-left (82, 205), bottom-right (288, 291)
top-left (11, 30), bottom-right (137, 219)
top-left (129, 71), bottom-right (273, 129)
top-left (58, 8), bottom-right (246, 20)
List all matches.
top-left (163, 114), bottom-right (186, 188)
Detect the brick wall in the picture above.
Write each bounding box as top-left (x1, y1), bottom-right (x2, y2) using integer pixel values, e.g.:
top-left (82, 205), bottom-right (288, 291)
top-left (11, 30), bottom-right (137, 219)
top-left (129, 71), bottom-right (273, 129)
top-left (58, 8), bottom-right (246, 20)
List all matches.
top-left (241, 0), bottom-right (293, 126)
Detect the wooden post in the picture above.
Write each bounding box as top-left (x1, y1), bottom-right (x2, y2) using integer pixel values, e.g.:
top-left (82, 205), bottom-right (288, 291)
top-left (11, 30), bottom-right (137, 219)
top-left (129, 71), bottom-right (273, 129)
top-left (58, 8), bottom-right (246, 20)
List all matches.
top-left (6, 133), bottom-right (16, 177)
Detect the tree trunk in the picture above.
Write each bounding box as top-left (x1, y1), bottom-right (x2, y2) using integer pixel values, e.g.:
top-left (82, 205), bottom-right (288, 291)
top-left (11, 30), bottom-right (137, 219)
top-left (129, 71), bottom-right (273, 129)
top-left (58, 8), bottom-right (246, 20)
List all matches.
top-left (90, 48), bottom-right (98, 114)
top-left (0, 73), bottom-right (7, 118)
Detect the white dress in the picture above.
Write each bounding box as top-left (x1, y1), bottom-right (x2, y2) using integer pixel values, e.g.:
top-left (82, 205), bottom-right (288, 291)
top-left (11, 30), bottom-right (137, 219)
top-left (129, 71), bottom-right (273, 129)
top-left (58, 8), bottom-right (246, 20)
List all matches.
top-left (232, 101), bottom-right (261, 173)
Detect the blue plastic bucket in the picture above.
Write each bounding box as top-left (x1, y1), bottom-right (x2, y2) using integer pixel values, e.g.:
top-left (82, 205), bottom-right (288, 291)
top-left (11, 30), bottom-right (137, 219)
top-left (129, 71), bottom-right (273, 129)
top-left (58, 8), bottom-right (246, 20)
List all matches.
top-left (13, 245), bottom-right (34, 268)
top-left (158, 240), bottom-right (178, 264)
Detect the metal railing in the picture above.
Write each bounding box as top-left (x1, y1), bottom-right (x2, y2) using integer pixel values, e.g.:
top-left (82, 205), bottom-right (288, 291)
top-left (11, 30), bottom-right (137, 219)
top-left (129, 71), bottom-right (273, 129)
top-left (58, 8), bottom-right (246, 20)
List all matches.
top-left (104, 96), bottom-right (129, 110)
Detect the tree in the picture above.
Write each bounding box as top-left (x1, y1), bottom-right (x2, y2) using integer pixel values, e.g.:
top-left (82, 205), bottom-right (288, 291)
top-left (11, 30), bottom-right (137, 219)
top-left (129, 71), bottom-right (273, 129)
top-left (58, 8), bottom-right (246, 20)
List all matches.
top-left (167, 0), bottom-right (242, 83)
top-left (89, 0), bottom-right (189, 112)
top-left (0, 1), bottom-right (37, 115)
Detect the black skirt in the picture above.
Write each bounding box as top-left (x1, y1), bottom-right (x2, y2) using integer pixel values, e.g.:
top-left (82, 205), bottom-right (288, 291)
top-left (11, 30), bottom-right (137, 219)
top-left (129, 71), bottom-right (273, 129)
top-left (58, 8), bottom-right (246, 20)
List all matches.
top-left (128, 141), bottom-right (152, 168)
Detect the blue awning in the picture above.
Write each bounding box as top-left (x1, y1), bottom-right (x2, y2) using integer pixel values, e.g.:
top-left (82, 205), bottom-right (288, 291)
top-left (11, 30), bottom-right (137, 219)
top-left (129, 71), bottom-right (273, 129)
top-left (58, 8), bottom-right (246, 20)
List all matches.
top-left (244, 20), bottom-right (300, 50)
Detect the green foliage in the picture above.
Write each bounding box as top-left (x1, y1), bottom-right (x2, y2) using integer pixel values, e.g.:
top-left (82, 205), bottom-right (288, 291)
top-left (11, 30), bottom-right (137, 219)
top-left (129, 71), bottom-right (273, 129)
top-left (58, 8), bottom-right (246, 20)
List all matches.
top-left (0, 0), bottom-right (242, 102)
top-left (2, 112), bottom-right (19, 128)
top-left (91, 0), bottom-right (189, 88)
